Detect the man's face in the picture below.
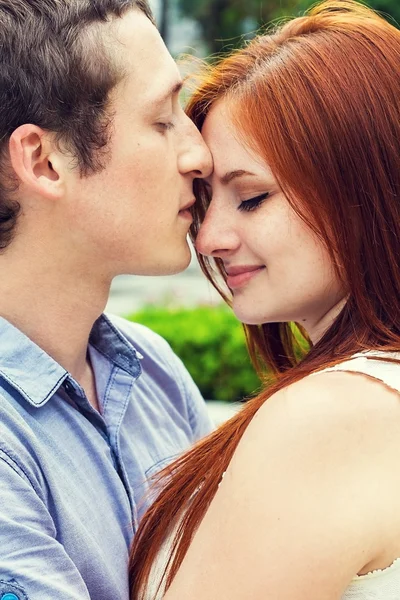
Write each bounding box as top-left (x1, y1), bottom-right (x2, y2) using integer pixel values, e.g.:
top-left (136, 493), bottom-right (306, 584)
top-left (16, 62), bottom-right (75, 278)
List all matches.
top-left (64, 9), bottom-right (212, 278)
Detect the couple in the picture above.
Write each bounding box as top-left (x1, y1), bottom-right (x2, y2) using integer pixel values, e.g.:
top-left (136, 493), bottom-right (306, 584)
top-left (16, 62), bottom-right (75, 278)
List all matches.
top-left (0, 0), bottom-right (399, 599)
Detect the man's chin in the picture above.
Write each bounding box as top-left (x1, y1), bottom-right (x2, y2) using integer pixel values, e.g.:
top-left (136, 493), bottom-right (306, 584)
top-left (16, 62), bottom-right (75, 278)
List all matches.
top-left (158, 253), bottom-right (192, 276)
top-left (124, 250), bottom-right (192, 277)
top-left (157, 243), bottom-right (192, 276)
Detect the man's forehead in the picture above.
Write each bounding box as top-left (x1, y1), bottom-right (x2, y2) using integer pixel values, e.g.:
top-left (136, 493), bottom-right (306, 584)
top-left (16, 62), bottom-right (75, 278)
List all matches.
top-left (113, 10), bottom-right (177, 79)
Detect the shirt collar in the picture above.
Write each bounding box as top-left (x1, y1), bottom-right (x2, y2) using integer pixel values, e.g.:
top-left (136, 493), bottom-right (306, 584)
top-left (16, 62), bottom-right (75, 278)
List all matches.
top-left (89, 314), bottom-right (143, 373)
top-left (0, 314), bottom-right (141, 408)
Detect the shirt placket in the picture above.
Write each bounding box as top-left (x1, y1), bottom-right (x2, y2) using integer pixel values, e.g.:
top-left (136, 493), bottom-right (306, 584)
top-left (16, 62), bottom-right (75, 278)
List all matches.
top-left (100, 365), bottom-right (141, 530)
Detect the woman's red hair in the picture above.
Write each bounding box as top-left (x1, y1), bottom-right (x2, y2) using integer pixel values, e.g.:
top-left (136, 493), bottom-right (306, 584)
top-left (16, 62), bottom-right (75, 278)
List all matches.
top-left (130, 2), bottom-right (400, 597)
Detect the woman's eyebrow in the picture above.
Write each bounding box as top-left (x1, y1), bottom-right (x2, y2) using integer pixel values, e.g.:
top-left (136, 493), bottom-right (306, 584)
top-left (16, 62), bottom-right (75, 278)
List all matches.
top-left (220, 170), bottom-right (256, 184)
top-left (202, 170), bottom-right (256, 188)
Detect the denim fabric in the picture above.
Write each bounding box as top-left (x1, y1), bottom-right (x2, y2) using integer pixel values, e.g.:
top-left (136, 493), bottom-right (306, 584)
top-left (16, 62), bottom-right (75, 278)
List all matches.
top-left (0, 314), bottom-right (213, 600)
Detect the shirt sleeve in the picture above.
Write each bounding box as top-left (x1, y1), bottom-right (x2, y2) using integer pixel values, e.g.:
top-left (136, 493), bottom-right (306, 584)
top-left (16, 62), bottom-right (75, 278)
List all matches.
top-left (0, 448), bottom-right (91, 600)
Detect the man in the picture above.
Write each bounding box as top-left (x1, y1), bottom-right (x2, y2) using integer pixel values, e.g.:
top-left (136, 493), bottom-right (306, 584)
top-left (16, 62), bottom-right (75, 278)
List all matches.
top-left (0, 1), bottom-right (213, 598)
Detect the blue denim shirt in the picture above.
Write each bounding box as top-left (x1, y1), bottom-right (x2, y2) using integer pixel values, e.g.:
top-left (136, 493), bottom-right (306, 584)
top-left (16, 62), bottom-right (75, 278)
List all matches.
top-left (0, 314), bottom-right (213, 600)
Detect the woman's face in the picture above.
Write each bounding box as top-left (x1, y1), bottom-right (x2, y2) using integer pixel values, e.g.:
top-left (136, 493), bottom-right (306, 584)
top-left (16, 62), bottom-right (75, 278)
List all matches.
top-left (196, 101), bottom-right (346, 342)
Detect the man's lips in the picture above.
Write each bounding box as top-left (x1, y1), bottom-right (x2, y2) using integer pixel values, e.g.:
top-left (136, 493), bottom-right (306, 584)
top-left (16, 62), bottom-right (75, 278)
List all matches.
top-left (225, 265), bottom-right (265, 289)
top-left (179, 198), bottom-right (195, 212)
top-left (178, 199), bottom-right (195, 222)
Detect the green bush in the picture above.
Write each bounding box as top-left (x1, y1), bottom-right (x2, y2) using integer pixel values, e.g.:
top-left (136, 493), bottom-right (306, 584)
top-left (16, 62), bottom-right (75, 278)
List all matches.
top-left (126, 305), bottom-right (261, 402)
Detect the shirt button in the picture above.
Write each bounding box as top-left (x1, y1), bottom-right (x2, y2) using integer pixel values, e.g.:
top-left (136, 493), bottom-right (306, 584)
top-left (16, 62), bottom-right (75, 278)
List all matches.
top-left (1, 594), bottom-right (20, 600)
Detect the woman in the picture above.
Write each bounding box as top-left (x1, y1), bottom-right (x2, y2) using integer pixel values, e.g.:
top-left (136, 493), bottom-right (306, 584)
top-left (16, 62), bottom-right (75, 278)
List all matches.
top-left (130, 1), bottom-right (400, 598)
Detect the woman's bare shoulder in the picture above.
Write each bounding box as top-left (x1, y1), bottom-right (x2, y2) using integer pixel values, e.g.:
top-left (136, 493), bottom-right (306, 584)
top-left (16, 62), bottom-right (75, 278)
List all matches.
top-left (166, 370), bottom-right (400, 599)
top-left (248, 368), bottom-right (400, 448)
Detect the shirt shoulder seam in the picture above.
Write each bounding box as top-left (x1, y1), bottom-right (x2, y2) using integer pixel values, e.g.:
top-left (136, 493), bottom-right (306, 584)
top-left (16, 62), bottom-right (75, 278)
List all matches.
top-left (0, 445), bottom-right (39, 492)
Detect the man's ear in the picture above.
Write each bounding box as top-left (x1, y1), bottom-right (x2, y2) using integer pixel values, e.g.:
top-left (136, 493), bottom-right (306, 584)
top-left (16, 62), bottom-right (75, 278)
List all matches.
top-left (8, 124), bottom-right (67, 200)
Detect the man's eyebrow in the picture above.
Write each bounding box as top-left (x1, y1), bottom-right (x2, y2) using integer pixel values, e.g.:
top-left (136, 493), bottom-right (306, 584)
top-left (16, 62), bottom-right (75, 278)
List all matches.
top-left (220, 170), bottom-right (256, 185)
top-left (153, 80), bottom-right (184, 109)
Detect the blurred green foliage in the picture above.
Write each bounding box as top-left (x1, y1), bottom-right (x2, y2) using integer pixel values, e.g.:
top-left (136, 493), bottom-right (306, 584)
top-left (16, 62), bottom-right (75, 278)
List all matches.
top-left (296, 0), bottom-right (400, 25)
top-left (176, 0), bottom-right (399, 54)
top-left (127, 305), bottom-right (261, 402)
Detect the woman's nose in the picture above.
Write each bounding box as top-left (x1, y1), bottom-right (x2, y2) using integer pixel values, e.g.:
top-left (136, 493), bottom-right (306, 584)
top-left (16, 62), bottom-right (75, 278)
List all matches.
top-left (196, 202), bottom-right (240, 258)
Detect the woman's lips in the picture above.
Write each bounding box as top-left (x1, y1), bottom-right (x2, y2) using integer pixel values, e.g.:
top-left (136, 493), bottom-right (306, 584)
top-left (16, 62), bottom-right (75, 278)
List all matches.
top-left (226, 266), bottom-right (265, 289)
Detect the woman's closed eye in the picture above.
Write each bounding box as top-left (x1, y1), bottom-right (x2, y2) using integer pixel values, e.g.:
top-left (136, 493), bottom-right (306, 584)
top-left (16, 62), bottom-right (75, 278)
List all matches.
top-left (238, 192), bottom-right (269, 212)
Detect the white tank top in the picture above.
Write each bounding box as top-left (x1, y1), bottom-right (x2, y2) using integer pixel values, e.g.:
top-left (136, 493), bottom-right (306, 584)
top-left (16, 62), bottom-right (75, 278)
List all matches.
top-left (317, 351), bottom-right (400, 599)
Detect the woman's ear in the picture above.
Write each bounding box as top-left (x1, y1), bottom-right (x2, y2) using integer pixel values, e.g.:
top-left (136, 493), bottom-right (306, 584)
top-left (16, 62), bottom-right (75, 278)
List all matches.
top-left (8, 124), bottom-right (66, 200)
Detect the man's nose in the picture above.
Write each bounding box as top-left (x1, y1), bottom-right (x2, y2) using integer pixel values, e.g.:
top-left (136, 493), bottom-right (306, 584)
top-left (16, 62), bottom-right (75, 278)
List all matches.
top-left (179, 117), bottom-right (213, 178)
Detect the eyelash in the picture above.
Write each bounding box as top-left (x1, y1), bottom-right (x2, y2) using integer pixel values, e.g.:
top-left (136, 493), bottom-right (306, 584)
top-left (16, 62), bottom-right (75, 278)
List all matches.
top-left (238, 193), bottom-right (269, 212)
top-left (156, 121), bottom-right (175, 133)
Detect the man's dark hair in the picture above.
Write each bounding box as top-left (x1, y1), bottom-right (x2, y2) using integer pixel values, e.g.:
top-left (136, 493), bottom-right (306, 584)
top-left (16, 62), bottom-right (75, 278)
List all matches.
top-left (0, 0), bottom-right (154, 248)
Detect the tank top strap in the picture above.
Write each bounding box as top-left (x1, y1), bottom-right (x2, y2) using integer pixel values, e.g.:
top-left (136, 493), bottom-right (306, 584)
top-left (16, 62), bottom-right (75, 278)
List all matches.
top-left (314, 351), bottom-right (400, 395)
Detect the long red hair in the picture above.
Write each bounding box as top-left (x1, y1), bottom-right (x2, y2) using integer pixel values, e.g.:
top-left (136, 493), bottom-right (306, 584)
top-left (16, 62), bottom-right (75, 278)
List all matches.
top-left (130, 1), bottom-right (400, 597)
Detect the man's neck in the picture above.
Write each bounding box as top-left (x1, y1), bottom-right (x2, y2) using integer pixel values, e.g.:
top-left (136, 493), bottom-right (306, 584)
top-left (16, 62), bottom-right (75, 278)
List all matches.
top-left (0, 255), bottom-right (111, 385)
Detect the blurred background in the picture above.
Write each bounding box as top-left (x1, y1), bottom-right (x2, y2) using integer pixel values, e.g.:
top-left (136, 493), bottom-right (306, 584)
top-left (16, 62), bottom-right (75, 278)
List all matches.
top-left (107, 0), bottom-right (398, 420)
top-left (149, 0), bottom-right (399, 56)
